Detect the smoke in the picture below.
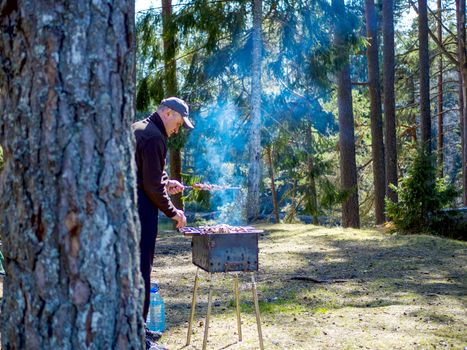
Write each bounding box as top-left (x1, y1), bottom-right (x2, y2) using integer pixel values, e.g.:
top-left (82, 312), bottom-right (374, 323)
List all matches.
top-left (186, 100), bottom-right (248, 224)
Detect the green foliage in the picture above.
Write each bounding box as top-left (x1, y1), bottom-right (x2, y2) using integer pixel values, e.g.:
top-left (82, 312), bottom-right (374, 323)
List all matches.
top-left (167, 129), bottom-right (189, 150)
top-left (322, 88), bottom-right (376, 225)
top-left (266, 120), bottom-right (343, 223)
top-left (136, 76), bottom-right (151, 112)
top-left (385, 148), bottom-right (458, 233)
top-left (181, 174), bottom-right (211, 211)
top-left (133, 0), bottom-right (464, 226)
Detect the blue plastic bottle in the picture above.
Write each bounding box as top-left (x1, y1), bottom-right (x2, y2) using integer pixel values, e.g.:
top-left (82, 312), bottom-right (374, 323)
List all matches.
top-left (147, 283), bottom-right (165, 332)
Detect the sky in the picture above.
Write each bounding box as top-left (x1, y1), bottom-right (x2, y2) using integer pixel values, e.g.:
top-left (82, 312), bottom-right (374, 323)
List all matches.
top-left (135, 0), bottom-right (162, 14)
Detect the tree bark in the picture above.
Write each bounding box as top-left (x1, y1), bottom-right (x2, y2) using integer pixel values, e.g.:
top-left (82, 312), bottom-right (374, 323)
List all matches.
top-left (418, 0), bottom-right (432, 153)
top-left (265, 146), bottom-right (280, 223)
top-left (333, 0), bottom-right (360, 228)
top-left (365, 0), bottom-right (386, 225)
top-left (247, 0), bottom-right (262, 222)
top-left (382, 0), bottom-right (398, 203)
top-left (460, 67), bottom-right (466, 204)
top-left (0, 1), bottom-right (143, 349)
top-left (437, 0), bottom-right (444, 177)
top-left (456, 0), bottom-right (467, 205)
top-left (162, 0), bottom-right (183, 210)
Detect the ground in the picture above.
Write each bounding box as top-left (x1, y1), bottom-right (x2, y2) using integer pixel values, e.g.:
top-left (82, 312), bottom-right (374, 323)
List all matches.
top-left (152, 224), bottom-right (466, 350)
top-left (0, 224), bottom-right (466, 349)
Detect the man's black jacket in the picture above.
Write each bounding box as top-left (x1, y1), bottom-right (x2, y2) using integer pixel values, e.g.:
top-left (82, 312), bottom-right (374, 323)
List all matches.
top-left (132, 112), bottom-right (177, 218)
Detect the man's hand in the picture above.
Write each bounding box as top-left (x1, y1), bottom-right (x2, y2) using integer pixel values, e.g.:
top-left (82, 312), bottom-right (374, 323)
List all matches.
top-left (166, 180), bottom-right (184, 195)
top-left (171, 209), bottom-right (187, 229)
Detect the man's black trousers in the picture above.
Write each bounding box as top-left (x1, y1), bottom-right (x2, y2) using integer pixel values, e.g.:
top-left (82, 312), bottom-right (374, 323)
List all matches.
top-left (138, 189), bottom-right (159, 321)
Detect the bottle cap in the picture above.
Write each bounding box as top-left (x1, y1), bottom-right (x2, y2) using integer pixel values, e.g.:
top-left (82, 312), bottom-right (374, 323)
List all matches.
top-left (150, 282), bottom-right (159, 293)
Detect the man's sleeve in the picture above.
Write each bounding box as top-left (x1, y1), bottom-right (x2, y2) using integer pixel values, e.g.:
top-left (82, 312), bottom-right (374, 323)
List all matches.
top-left (141, 137), bottom-right (178, 218)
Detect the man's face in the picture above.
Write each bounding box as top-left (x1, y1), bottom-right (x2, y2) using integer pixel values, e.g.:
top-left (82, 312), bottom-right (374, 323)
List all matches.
top-left (165, 110), bottom-right (184, 137)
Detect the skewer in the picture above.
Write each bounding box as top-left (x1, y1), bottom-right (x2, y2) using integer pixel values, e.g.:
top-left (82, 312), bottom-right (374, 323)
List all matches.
top-left (183, 185), bottom-right (241, 191)
top-left (179, 226), bottom-right (264, 236)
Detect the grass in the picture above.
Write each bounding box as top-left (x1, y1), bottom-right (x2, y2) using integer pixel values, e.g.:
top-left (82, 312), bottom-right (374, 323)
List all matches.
top-left (153, 223), bottom-right (467, 349)
top-left (1, 223), bottom-right (465, 349)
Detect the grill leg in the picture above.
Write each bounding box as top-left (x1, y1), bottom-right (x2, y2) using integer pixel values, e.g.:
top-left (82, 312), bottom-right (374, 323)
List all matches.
top-left (202, 273), bottom-right (214, 350)
top-left (186, 267), bottom-right (200, 346)
top-left (234, 273), bottom-right (242, 342)
top-left (251, 273), bottom-right (264, 350)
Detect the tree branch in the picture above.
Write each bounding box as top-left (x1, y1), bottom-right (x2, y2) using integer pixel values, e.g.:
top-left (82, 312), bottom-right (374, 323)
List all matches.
top-left (427, 4), bottom-right (457, 39)
top-left (408, 0), bottom-right (459, 66)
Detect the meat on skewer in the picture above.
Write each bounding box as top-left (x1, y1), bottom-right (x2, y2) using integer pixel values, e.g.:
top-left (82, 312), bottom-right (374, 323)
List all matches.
top-left (183, 183), bottom-right (241, 191)
top-left (179, 225), bottom-right (259, 235)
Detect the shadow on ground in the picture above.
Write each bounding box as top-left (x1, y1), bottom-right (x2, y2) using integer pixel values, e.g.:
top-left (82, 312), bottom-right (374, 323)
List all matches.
top-left (152, 224), bottom-right (467, 349)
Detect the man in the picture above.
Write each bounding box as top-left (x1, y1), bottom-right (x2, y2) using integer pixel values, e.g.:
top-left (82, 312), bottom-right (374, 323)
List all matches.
top-left (132, 97), bottom-right (194, 346)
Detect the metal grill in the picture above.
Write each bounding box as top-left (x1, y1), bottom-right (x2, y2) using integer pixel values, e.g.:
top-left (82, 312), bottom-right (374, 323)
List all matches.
top-left (181, 225), bottom-right (265, 349)
top-left (179, 226), bottom-right (263, 273)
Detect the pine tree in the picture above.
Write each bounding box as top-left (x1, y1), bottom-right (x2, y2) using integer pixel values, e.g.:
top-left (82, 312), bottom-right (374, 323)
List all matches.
top-left (365, 0), bottom-right (386, 224)
top-left (247, 0), bottom-right (263, 221)
top-left (418, 0), bottom-right (432, 152)
top-left (333, 0), bottom-right (360, 228)
top-left (456, 0), bottom-right (467, 204)
top-left (382, 0), bottom-right (398, 203)
top-left (0, 1), bottom-right (143, 348)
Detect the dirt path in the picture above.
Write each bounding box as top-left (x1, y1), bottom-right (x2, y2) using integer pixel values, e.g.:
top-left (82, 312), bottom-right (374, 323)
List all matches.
top-left (153, 224), bottom-right (467, 350)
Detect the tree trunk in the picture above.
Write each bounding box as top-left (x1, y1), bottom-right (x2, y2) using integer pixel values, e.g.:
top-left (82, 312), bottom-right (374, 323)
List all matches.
top-left (0, 1), bottom-right (143, 349)
top-left (305, 124), bottom-right (319, 225)
top-left (418, 0), bottom-right (432, 153)
top-left (162, 0), bottom-right (183, 210)
top-left (382, 0), bottom-right (398, 203)
top-left (285, 179), bottom-right (298, 223)
top-left (437, 0), bottom-right (444, 177)
top-left (265, 146), bottom-right (280, 223)
top-left (409, 75), bottom-right (418, 143)
top-left (365, 0), bottom-right (386, 225)
top-left (333, 0), bottom-right (360, 228)
top-left (169, 146), bottom-right (182, 197)
top-left (247, 0), bottom-right (262, 222)
top-left (460, 68), bottom-right (465, 202)
top-left (456, 0), bottom-right (467, 205)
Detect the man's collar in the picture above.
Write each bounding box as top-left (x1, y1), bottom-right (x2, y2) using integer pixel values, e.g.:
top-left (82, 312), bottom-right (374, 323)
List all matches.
top-left (149, 112), bottom-right (168, 138)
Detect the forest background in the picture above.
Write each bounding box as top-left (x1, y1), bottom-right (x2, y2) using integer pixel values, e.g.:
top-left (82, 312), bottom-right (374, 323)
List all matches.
top-left (133, 0), bottom-right (467, 235)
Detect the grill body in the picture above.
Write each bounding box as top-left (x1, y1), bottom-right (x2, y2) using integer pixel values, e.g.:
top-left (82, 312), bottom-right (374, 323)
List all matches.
top-left (191, 232), bottom-right (259, 273)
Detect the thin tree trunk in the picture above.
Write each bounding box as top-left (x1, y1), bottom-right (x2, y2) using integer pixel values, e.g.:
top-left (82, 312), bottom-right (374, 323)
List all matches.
top-left (285, 179), bottom-right (298, 223)
top-left (382, 0), bottom-right (398, 203)
top-left (418, 0), bottom-right (432, 153)
top-left (265, 146), bottom-right (280, 223)
top-left (333, 0), bottom-right (360, 228)
top-left (460, 68), bottom-right (466, 203)
top-left (247, 0), bottom-right (263, 221)
top-left (365, 0), bottom-right (386, 225)
top-left (437, 0), bottom-right (444, 177)
top-left (162, 0), bottom-right (177, 97)
top-left (169, 148), bottom-right (182, 193)
top-left (409, 75), bottom-right (418, 143)
top-left (163, 0), bottom-right (183, 210)
top-left (305, 125), bottom-right (319, 225)
top-left (0, 1), bottom-right (143, 348)
top-left (456, 0), bottom-right (467, 205)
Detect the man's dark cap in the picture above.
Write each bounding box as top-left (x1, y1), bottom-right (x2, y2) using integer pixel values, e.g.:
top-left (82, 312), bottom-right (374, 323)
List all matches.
top-left (161, 97), bottom-right (194, 129)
